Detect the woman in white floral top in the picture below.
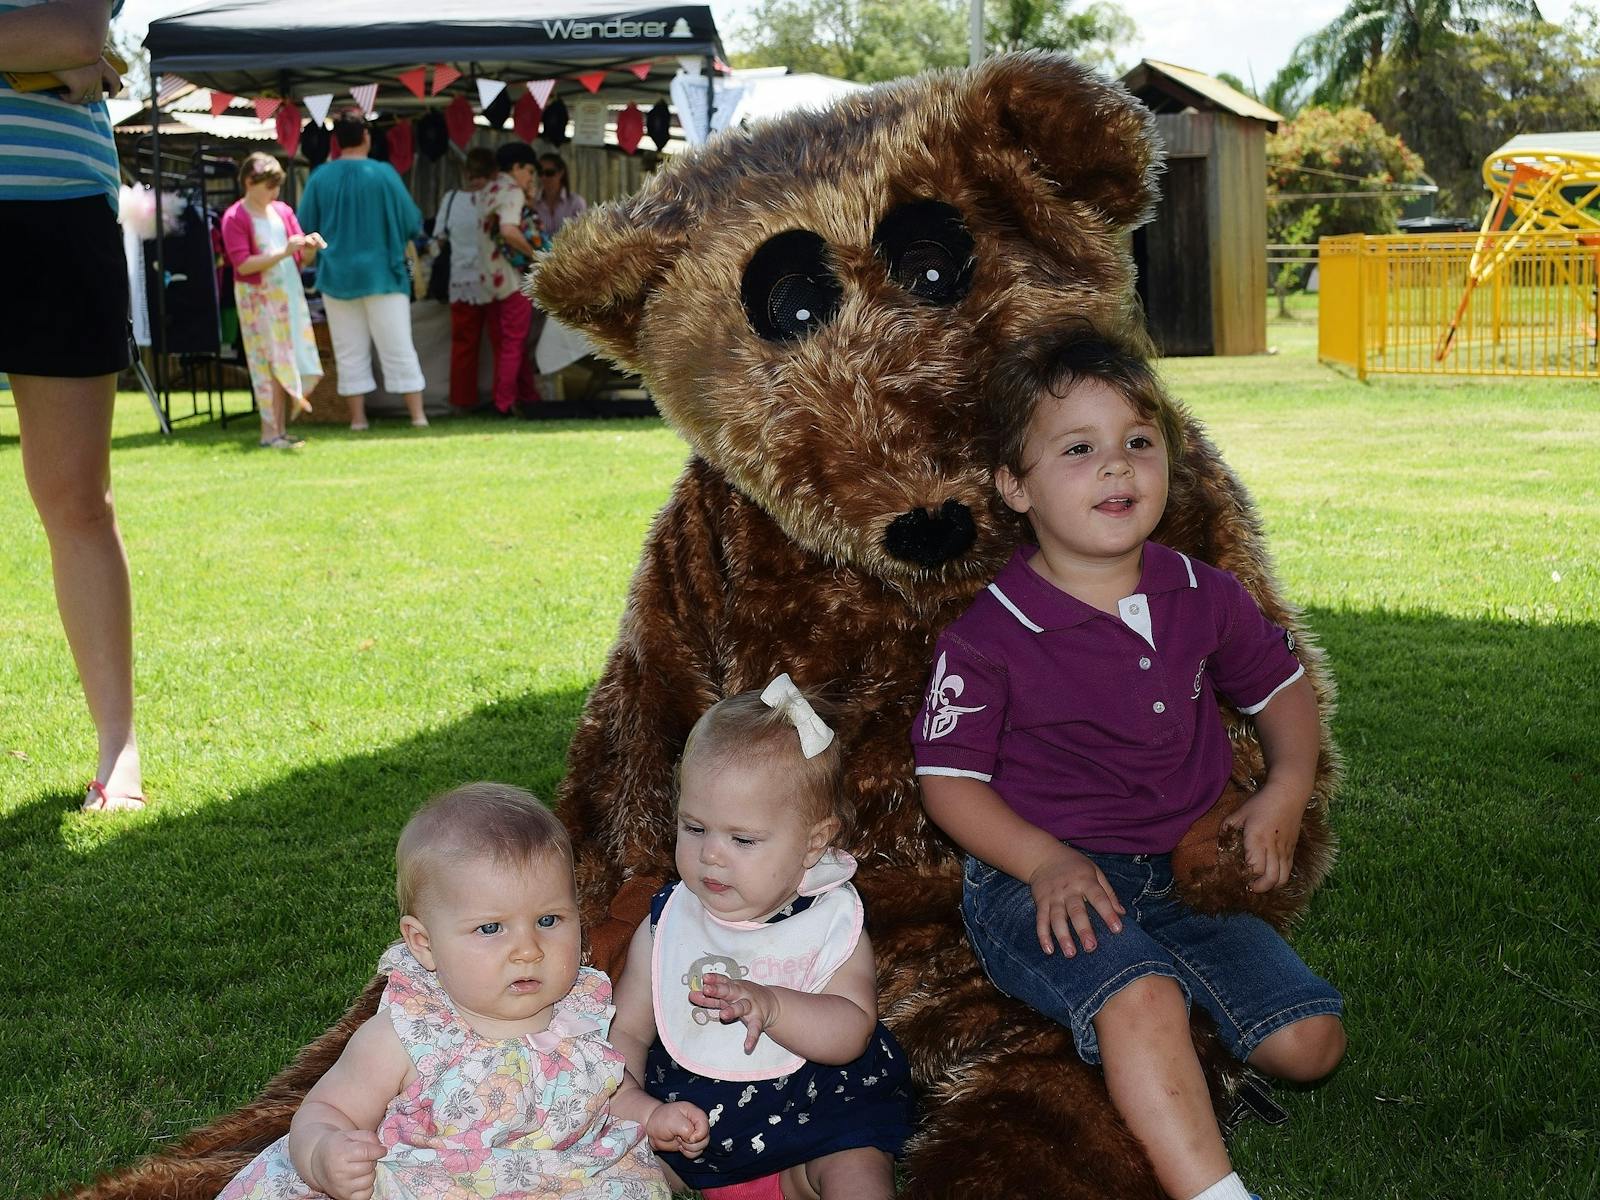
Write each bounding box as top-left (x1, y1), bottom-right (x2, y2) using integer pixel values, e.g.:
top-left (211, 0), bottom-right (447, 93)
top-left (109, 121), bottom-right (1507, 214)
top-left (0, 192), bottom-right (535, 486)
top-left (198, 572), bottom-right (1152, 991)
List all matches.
top-left (475, 142), bottom-right (543, 415)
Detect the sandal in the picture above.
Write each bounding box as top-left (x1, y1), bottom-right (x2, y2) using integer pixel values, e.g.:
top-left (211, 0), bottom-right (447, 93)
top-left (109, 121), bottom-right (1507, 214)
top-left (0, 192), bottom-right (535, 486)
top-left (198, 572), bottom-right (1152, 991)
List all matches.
top-left (83, 780), bottom-right (146, 813)
top-left (350, 421), bottom-right (370, 432)
top-left (259, 435), bottom-right (301, 449)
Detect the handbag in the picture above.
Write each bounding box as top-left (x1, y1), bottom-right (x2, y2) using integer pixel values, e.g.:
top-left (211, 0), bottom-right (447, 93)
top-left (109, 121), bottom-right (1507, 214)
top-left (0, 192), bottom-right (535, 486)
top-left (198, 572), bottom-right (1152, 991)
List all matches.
top-left (425, 191), bottom-right (456, 303)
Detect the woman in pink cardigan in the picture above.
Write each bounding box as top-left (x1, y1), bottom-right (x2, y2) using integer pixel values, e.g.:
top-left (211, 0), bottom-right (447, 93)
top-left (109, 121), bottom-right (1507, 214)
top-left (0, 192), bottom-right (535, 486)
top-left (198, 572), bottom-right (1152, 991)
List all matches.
top-left (221, 153), bottom-right (325, 447)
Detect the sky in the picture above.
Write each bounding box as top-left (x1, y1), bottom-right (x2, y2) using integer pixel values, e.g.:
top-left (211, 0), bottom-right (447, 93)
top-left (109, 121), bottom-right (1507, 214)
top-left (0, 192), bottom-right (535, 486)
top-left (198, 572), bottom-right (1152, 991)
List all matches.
top-left (118, 0), bottom-right (1581, 91)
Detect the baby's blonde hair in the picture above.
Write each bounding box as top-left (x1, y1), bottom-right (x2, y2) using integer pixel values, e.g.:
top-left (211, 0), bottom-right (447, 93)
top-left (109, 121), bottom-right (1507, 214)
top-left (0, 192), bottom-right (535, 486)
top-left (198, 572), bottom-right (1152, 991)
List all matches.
top-left (395, 782), bottom-right (572, 918)
top-left (678, 686), bottom-right (851, 840)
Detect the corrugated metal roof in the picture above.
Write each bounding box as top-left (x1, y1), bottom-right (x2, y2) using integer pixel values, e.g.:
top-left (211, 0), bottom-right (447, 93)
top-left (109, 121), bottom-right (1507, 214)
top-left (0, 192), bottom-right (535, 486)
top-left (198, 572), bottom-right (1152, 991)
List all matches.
top-left (1488, 131), bottom-right (1600, 162)
top-left (1125, 59), bottom-right (1283, 125)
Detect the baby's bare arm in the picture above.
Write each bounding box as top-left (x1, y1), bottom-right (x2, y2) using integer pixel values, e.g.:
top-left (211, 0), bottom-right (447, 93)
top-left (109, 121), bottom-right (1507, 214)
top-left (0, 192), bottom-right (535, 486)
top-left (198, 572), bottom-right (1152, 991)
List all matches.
top-left (693, 934), bottom-right (879, 1065)
top-left (288, 1014), bottom-right (409, 1199)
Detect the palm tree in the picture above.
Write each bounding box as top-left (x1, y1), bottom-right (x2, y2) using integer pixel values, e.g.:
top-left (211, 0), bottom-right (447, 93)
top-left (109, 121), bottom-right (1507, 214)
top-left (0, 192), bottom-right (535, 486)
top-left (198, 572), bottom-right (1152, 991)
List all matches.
top-left (1280, 0), bottom-right (1542, 109)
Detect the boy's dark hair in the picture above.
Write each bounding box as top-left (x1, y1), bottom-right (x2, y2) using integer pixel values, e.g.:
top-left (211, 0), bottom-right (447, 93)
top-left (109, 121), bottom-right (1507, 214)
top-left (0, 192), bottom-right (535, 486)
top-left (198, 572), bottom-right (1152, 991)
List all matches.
top-left (395, 782), bottom-right (572, 917)
top-left (332, 114), bottom-right (368, 149)
top-left (463, 147), bottom-right (497, 182)
top-left (496, 141), bottom-right (539, 171)
top-left (984, 331), bottom-right (1184, 480)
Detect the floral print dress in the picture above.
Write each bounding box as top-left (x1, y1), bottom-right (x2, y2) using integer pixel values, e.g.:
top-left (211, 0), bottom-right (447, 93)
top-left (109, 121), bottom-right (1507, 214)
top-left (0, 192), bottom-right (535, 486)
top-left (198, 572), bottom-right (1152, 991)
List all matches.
top-left (233, 206), bottom-right (321, 411)
top-left (216, 945), bottom-right (668, 1200)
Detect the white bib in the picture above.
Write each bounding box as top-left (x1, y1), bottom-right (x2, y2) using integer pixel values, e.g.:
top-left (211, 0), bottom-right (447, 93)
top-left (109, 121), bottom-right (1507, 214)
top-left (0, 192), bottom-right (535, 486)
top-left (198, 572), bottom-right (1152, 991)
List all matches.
top-left (652, 850), bottom-right (863, 1082)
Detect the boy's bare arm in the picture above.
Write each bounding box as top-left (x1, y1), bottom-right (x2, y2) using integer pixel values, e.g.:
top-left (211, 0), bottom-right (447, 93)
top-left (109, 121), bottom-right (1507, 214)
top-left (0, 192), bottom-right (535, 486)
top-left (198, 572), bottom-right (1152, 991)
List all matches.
top-left (920, 774), bottom-right (1123, 955)
top-left (1222, 673), bottom-right (1321, 891)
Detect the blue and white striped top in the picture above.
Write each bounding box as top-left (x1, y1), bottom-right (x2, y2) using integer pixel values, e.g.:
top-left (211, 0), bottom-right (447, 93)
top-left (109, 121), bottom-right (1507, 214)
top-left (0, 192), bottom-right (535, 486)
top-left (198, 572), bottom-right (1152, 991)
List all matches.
top-left (0, 0), bottom-right (123, 208)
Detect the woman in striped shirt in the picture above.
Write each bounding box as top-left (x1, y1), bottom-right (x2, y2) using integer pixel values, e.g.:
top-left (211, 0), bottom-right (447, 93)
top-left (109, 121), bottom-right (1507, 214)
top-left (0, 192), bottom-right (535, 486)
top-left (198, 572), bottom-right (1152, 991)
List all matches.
top-left (1, 0), bottom-right (146, 812)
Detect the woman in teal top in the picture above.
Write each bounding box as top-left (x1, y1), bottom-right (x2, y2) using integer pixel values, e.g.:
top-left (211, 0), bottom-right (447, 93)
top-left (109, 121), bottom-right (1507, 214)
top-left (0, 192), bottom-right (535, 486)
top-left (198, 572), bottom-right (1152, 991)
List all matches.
top-left (0, 0), bottom-right (147, 812)
top-left (296, 115), bottom-right (428, 430)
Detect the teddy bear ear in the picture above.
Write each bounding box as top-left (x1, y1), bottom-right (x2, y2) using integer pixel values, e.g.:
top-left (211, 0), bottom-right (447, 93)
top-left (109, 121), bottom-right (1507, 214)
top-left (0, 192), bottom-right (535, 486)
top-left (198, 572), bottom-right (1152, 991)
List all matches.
top-left (969, 50), bottom-right (1162, 230)
top-left (529, 201), bottom-right (686, 368)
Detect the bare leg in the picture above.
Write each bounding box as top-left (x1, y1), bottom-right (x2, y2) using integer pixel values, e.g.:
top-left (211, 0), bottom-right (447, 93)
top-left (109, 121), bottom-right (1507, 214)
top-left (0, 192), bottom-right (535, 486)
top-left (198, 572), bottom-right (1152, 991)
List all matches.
top-left (1095, 975), bottom-right (1232, 1200)
top-left (403, 391), bottom-right (427, 427)
top-left (12, 374), bottom-right (142, 808)
top-left (783, 1147), bottom-right (894, 1200)
top-left (1248, 1014), bottom-right (1345, 1083)
top-left (346, 391), bottom-right (368, 430)
top-left (260, 378), bottom-right (290, 443)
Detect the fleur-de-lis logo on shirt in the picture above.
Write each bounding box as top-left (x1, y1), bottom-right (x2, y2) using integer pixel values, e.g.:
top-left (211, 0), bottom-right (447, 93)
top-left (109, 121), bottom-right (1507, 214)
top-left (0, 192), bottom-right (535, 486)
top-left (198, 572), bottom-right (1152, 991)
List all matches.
top-left (922, 653), bottom-right (986, 741)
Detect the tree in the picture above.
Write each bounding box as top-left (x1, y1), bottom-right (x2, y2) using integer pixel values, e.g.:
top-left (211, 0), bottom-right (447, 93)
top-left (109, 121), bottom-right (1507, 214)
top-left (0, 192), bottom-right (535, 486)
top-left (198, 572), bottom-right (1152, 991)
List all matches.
top-left (1275, 0), bottom-right (1543, 110)
top-left (731, 0), bottom-right (1137, 82)
top-left (1266, 107), bottom-right (1425, 302)
top-left (1361, 9), bottom-right (1600, 215)
top-left (985, 0), bottom-right (1135, 73)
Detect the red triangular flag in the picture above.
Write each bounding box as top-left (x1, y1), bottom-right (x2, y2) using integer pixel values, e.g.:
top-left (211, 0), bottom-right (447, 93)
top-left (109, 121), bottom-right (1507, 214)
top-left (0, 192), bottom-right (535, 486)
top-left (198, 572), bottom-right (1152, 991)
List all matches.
top-left (574, 71), bottom-right (606, 94)
top-left (431, 63), bottom-right (461, 95)
top-left (513, 88), bottom-right (542, 141)
top-left (444, 94), bottom-right (475, 148)
top-left (275, 99), bottom-right (302, 154)
top-left (397, 67), bottom-right (427, 99)
top-left (616, 102), bottom-right (643, 155)
top-left (209, 90), bottom-right (234, 117)
top-left (387, 118), bottom-right (415, 174)
top-left (626, 62), bottom-right (653, 81)
top-left (253, 96), bottom-right (282, 121)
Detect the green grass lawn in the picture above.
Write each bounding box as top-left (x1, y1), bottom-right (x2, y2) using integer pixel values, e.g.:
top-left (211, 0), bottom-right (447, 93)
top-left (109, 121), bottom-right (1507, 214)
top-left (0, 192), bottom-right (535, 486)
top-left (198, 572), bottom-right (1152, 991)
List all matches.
top-left (3, 302), bottom-right (1597, 1199)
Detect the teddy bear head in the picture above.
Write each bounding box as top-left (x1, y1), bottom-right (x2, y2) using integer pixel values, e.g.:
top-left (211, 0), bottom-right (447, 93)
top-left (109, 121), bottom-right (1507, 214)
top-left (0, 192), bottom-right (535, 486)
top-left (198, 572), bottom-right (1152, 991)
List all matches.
top-left (536, 52), bottom-right (1161, 594)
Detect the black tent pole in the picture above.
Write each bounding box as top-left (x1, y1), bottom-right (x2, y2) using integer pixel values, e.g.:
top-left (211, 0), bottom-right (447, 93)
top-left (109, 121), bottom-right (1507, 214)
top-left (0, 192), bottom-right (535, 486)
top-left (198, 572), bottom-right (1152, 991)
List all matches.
top-left (149, 64), bottom-right (168, 427)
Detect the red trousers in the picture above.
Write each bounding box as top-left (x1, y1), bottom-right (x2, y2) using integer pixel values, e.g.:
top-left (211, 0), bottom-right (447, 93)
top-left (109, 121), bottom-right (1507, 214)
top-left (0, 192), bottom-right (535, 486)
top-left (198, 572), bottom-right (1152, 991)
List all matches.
top-left (486, 294), bottom-right (539, 412)
top-left (448, 301), bottom-right (488, 409)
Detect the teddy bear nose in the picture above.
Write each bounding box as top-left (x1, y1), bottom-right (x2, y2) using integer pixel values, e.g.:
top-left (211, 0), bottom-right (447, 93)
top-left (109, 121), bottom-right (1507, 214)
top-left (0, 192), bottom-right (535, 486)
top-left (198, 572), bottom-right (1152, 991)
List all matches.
top-left (883, 500), bottom-right (976, 568)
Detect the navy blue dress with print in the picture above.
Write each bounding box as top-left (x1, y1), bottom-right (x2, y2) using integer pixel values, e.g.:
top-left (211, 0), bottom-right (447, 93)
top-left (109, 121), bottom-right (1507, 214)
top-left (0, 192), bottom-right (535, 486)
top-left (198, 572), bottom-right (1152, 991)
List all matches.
top-left (644, 883), bottom-right (916, 1189)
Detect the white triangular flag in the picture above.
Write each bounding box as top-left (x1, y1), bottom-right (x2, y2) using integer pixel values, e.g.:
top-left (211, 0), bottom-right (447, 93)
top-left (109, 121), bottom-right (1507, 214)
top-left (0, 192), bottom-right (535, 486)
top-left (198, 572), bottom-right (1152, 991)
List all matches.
top-left (303, 93), bottom-right (334, 124)
top-left (476, 78), bottom-right (506, 110)
top-left (350, 83), bottom-right (378, 115)
top-left (526, 79), bottom-right (556, 108)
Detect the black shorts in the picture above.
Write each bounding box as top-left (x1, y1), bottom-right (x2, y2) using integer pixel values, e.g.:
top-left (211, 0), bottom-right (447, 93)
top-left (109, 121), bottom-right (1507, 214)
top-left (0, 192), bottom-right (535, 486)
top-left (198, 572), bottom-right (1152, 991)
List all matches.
top-left (0, 195), bottom-right (132, 377)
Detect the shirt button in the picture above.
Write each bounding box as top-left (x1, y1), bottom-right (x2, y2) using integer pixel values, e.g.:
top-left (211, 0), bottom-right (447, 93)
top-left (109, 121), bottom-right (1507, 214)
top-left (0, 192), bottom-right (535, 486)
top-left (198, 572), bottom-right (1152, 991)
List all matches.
top-left (1129, 603), bottom-right (1142, 614)
top-left (1152, 701), bottom-right (1166, 714)
top-left (1139, 657), bottom-right (1152, 670)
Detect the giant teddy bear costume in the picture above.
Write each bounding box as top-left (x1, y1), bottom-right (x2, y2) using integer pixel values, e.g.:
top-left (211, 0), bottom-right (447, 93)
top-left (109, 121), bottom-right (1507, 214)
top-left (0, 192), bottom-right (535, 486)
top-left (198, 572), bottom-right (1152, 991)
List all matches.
top-left (70, 52), bottom-right (1336, 1200)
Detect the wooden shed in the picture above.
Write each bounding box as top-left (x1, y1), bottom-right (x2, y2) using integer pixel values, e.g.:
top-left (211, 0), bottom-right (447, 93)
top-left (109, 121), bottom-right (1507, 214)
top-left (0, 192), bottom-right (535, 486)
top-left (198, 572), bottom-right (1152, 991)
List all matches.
top-left (1120, 60), bottom-right (1282, 357)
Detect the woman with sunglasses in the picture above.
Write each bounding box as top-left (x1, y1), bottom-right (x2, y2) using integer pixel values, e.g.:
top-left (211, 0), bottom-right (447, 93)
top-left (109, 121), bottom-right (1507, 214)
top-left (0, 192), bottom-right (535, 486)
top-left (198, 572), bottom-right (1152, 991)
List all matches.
top-left (532, 153), bottom-right (587, 241)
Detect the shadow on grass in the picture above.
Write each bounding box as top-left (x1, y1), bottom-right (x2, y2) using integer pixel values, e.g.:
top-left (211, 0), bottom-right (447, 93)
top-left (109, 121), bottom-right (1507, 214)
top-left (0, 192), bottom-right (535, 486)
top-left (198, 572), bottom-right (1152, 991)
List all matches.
top-left (5, 609), bottom-right (1599, 1194)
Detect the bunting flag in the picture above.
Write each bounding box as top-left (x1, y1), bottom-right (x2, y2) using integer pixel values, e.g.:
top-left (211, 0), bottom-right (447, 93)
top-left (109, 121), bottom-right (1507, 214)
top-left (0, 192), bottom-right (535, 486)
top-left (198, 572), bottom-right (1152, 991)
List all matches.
top-left (397, 67), bottom-right (428, 99)
top-left (387, 118), bottom-right (415, 174)
top-left (626, 62), bottom-right (653, 80)
top-left (303, 93), bottom-right (334, 124)
top-left (275, 99), bottom-right (302, 155)
top-left (350, 83), bottom-right (378, 115)
top-left (573, 71), bottom-right (606, 94)
top-left (431, 63), bottom-right (461, 95)
top-left (713, 58), bottom-right (731, 73)
top-left (616, 102), bottom-right (643, 155)
top-left (208, 90), bottom-right (234, 117)
top-left (526, 78), bottom-right (556, 108)
top-left (512, 88), bottom-right (542, 141)
top-left (475, 77), bottom-right (506, 109)
top-left (253, 96), bottom-right (282, 121)
top-left (444, 94), bottom-right (475, 148)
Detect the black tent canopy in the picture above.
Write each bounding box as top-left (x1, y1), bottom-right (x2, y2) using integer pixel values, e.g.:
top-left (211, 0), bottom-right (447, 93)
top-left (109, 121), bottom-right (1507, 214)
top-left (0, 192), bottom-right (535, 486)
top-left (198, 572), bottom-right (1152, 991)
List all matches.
top-left (143, 0), bottom-right (726, 103)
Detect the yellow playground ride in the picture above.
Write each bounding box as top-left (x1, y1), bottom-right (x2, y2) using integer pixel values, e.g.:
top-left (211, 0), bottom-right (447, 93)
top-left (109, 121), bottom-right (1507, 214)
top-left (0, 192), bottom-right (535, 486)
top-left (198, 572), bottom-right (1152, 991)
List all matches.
top-left (1320, 132), bottom-right (1600, 380)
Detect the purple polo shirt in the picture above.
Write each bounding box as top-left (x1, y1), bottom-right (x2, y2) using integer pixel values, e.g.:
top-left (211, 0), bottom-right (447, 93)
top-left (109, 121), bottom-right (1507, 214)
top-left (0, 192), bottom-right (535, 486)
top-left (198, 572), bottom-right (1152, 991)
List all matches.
top-left (911, 542), bottom-right (1304, 854)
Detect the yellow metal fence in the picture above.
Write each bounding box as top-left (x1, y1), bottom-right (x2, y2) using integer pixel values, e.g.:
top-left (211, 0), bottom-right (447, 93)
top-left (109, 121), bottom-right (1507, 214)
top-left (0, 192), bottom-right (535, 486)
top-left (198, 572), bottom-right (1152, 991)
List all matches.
top-left (1318, 231), bottom-right (1600, 380)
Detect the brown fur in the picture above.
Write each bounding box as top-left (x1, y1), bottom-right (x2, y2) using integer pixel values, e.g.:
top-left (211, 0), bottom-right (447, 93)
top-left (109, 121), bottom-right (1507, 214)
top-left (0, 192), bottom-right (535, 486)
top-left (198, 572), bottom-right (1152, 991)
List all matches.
top-left (73, 52), bottom-right (1337, 1200)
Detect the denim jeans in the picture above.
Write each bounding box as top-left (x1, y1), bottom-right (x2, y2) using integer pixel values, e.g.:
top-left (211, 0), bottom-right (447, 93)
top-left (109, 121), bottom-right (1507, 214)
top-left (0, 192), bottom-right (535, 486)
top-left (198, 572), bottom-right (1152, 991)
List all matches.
top-left (962, 850), bottom-right (1342, 1064)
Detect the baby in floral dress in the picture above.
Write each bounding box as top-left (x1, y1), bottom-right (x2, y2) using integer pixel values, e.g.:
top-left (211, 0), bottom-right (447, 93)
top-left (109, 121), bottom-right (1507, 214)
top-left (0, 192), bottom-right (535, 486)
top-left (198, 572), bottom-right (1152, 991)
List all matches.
top-left (215, 783), bottom-right (669, 1200)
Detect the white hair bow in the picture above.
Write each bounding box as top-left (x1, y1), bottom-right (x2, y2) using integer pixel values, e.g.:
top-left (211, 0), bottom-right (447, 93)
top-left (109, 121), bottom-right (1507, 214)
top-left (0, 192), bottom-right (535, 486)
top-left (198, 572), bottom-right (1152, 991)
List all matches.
top-left (760, 673), bottom-right (835, 759)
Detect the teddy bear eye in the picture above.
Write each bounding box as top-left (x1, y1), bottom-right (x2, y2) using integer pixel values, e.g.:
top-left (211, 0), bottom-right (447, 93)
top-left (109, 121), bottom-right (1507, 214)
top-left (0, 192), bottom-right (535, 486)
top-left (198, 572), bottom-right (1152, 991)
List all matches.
top-left (741, 230), bottom-right (844, 343)
top-left (873, 201), bottom-right (974, 306)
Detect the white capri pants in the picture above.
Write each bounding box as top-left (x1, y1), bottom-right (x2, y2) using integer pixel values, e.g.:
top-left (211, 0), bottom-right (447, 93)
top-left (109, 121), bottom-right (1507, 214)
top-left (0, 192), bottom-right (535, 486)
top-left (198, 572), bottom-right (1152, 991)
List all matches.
top-left (322, 292), bottom-right (426, 396)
